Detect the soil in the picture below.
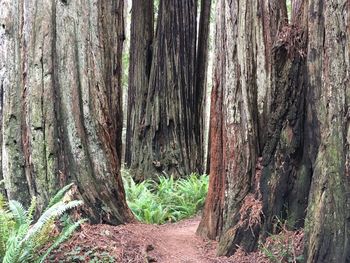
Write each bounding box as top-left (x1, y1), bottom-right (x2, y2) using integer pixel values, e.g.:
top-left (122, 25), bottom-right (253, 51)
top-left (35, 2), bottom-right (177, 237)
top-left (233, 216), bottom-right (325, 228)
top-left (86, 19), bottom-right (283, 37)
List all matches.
top-left (49, 217), bottom-right (301, 263)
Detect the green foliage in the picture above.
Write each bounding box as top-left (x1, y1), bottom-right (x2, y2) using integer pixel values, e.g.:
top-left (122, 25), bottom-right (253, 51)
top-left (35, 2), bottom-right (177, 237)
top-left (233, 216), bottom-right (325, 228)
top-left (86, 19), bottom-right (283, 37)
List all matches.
top-left (57, 246), bottom-right (116, 263)
top-left (47, 183), bottom-right (74, 208)
top-left (123, 171), bottom-right (209, 224)
top-left (0, 195), bottom-right (15, 258)
top-left (0, 184), bottom-right (84, 263)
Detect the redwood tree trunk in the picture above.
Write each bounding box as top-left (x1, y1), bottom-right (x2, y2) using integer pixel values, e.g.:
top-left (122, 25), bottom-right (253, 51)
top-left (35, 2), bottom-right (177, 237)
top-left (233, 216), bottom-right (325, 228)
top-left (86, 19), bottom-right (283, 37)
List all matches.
top-left (196, 0), bottom-right (212, 173)
top-left (199, 0), bottom-right (350, 261)
top-left (127, 0), bottom-right (208, 181)
top-left (197, 0), bottom-right (289, 242)
top-left (0, 0), bottom-right (133, 224)
top-left (304, 0), bottom-right (350, 262)
top-left (125, 0), bottom-right (154, 168)
top-left (198, 0), bottom-right (311, 255)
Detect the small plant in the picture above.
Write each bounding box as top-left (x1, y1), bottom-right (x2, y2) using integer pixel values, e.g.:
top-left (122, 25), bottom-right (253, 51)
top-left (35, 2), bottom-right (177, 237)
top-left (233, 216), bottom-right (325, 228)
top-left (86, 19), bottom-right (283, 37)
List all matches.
top-left (123, 171), bottom-right (209, 224)
top-left (61, 246), bottom-right (116, 263)
top-left (258, 217), bottom-right (304, 263)
top-left (0, 184), bottom-right (85, 263)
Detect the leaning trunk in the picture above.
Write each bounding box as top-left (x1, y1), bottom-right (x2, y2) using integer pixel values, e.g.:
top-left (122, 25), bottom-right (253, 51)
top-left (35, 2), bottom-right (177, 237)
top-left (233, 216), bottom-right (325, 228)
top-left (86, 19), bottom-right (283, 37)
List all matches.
top-left (0, 0), bottom-right (133, 224)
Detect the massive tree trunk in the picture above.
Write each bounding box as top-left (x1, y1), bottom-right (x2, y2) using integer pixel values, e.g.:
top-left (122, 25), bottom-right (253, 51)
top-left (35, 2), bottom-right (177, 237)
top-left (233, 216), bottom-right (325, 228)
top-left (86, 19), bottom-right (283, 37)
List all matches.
top-left (199, 0), bottom-right (350, 261)
top-left (198, 0), bottom-right (288, 240)
top-left (127, 0), bottom-right (210, 181)
top-left (125, 0), bottom-right (154, 168)
top-left (198, 0), bottom-right (311, 255)
top-left (0, 0), bottom-right (133, 224)
top-left (304, 1), bottom-right (350, 262)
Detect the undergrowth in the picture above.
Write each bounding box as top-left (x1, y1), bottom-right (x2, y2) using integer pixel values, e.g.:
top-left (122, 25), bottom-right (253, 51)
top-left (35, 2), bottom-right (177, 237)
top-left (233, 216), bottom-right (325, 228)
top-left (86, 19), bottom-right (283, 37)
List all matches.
top-left (0, 184), bottom-right (85, 263)
top-left (259, 218), bottom-right (304, 263)
top-left (122, 171), bottom-right (209, 224)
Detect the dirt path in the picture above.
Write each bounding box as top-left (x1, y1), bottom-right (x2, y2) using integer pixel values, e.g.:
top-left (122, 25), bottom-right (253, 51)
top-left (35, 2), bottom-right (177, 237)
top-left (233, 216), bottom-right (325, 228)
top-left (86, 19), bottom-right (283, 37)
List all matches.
top-left (50, 217), bottom-right (265, 262)
top-left (147, 217), bottom-right (216, 262)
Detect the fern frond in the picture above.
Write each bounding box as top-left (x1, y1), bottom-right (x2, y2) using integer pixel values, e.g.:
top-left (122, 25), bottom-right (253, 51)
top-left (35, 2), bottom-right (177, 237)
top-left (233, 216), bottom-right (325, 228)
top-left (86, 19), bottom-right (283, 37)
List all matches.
top-left (31, 218), bottom-right (56, 252)
top-left (8, 200), bottom-right (27, 227)
top-left (0, 194), bottom-right (6, 210)
top-left (0, 186), bottom-right (83, 263)
top-left (26, 196), bottom-right (37, 224)
top-left (38, 219), bottom-right (86, 263)
top-left (3, 233), bottom-right (21, 263)
top-left (0, 210), bottom-right (15, 260)
top-left (24, 200), bottom-right (83, 242)
top-left (47, 183), bottom-right (74, 208)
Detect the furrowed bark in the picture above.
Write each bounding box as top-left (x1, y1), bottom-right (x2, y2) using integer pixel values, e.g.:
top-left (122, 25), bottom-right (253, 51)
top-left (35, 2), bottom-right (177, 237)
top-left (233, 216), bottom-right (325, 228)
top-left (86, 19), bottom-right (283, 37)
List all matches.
top-left (198, 0), bottom-right (281, 243)
top-left (0, 0), bottom-right (133, 224)
top-left (200, 0), bottom-right (350, 261)
top-left (129, 0), bottom-right (205, 181)
top-left (0, 0), bottom-right (30, 206)
top-left (125, 0), bottom-right (154, 168)
top-left (198, 0), bottom-right (311, 256)
top-left (304, 1), bottom-right (350, 262)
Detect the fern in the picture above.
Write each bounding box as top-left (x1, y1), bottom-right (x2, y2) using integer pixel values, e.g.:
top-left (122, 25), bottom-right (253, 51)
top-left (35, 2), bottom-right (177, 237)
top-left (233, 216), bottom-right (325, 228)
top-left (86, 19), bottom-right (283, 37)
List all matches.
top-left (0, 197), bottom-right (14, 260)
top-left (38, 219), bottom-right (86, 263)
top-left (47, 183), bottom-right (74, 208)
top-left (1, 184), bottom-right (84, 263)
top-left (24, 200), bottom-right (82, 242)
top-left (123, 172), bottom-right (209, 224)
top-left (2, 235), bottom-right (21, 263)
top-left (8, 201), bottom-right (27, 227)
top-left (31, 218), bottom-right (56, 252)
top-left (26, 197), bottom-right (36, 225)
top-left (0, 195), bottom-right (6, 210)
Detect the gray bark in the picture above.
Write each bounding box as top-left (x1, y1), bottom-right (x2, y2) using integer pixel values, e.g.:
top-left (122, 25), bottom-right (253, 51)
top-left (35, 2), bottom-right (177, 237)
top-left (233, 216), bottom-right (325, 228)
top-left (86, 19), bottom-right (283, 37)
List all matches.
top-left (0, 0), bottom-right (133, 224)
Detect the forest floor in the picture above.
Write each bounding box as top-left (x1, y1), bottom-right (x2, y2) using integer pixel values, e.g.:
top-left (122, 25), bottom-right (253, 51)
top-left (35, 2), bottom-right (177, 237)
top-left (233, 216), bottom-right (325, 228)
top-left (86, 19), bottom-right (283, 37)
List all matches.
top-left (49, 216), bottom-right (300, 263)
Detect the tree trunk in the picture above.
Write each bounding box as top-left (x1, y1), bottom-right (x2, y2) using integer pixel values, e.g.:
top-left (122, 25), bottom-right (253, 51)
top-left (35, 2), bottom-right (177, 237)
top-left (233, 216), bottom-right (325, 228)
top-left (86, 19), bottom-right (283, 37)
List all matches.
top-left (197, 0), bottom-right (311, 255)
top-left (0, 16), bottom-right (4, 196)
top-left (199, 0), bottom-right (350, 260)
top-left (0, 0), bottom-right (133, 224)
top-left (198, 0), bottom-right (285, 241)
top-left (127, 0), bottom-right (207, 181)
top-left (196, 0), bottom-right (212, 175)
top-left (304, 1), bottom-right (350, 262)
top-left (125, 0), bottom-right (154, 168)
top-left (0, 48), bottom-right (3, 196)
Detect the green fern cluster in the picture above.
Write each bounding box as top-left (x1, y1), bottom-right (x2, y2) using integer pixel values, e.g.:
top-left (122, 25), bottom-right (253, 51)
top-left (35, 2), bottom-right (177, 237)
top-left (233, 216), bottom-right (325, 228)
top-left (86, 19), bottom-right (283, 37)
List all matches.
top-left (123, 172), bottom-right (209, 224)
top-left (0, 184), bottom-right (85, 263)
